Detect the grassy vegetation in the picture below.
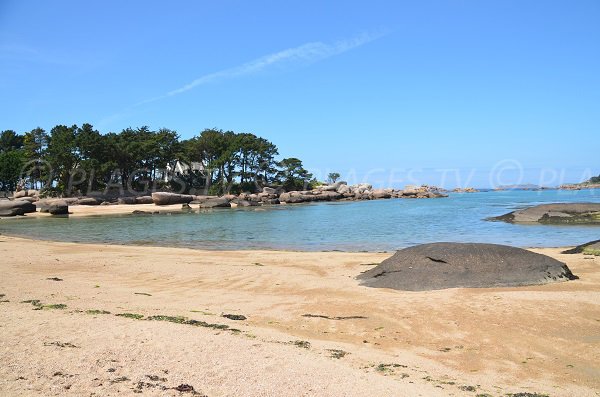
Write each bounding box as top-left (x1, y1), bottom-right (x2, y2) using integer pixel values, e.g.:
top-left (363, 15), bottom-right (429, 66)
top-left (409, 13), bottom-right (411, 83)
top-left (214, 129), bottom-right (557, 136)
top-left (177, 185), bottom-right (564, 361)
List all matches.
top-left (85, 309), bottom-right (111, 315)
top-left (115, 313), bottom-right (144, 319)
top-left (21, 299), bottom-right (67, 310)
top-left (327, 349), bottom-right (349, 359)
top-left (583, 248), bottom-right (600, 256)
top-left (145, 314), bottom-right (237, 331)
top-left (146, 315), bottom-right (187, 323)
top-left (376, 363), bottom-right (408, 373)
top-left (291, 340), bottom-right (311, 349)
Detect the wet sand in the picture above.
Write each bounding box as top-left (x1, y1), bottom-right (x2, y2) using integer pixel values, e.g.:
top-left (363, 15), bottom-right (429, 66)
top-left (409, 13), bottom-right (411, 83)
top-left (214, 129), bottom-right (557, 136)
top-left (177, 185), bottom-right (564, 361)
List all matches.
top-left (0, 236), bottom-right (598, 396)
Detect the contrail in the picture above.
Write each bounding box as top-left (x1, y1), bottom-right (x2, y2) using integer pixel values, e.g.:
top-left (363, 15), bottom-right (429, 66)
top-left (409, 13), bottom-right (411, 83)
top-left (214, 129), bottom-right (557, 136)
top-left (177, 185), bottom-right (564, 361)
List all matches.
top-left (137, 31), bottom-right (386, 105)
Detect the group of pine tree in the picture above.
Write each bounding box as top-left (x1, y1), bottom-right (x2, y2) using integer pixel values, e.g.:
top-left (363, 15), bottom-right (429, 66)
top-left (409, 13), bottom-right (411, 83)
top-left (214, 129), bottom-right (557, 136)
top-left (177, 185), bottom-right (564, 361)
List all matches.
top-left (0, 125), bottom-right (319, 195)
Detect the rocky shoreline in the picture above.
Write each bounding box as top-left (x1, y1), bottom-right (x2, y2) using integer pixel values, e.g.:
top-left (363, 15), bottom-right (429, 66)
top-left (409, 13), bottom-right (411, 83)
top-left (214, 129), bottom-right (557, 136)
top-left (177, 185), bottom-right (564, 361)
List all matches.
top-left (0, 183), bottom-right (448, 217)
top-left (559, 183), bottom-right (600, 190)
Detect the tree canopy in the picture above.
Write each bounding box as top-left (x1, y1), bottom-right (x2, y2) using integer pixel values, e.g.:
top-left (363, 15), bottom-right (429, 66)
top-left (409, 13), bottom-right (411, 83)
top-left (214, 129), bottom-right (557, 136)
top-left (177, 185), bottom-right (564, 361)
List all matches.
top-left (0, 124), bottom-right (316, 196)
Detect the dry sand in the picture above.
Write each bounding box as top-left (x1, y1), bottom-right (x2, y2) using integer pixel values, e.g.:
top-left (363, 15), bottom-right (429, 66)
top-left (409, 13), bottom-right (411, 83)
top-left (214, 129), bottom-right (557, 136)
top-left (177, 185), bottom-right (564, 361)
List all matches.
top-left (0, 235), bottom-right (598, 396)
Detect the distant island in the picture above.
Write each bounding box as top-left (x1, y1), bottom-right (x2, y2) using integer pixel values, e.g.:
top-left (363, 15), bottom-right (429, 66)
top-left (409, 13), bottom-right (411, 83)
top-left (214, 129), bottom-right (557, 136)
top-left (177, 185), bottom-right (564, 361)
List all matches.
top-left (495, 183), bottom-right (548, 190)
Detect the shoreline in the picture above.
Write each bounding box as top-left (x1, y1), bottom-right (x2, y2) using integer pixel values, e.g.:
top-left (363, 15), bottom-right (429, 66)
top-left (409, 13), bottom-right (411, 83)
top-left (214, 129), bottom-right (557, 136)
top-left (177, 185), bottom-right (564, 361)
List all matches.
top-left (0, 229), bottom-right (581, 253)
top-left (1, 236), bottom-right (599, 396)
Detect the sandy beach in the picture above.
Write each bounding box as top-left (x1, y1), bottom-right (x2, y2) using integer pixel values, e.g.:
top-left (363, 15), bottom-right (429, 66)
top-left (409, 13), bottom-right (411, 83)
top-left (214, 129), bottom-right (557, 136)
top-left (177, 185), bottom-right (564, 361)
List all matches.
top-left (0, 234), bottom-right (598, 396)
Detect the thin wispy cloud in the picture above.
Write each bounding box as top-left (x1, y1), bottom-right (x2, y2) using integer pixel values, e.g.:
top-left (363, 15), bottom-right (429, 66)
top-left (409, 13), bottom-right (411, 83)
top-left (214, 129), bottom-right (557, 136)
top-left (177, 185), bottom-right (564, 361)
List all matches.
top-left (137, 31), bottom-right (385, 105)
top-left (97, 31), bottom-right (386, 129)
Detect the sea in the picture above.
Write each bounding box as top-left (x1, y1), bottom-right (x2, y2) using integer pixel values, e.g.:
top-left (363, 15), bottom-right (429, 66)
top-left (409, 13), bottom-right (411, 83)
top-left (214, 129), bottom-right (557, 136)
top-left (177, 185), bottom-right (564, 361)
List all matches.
top-left (1, 189), bottom-right (599, 252)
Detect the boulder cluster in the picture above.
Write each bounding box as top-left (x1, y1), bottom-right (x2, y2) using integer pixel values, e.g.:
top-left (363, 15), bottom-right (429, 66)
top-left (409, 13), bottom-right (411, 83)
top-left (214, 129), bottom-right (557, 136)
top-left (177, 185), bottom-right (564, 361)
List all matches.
top-left (150, 183), bottom-right (447, 208)
top-left (0, 182), bottom-right (448, 217)
top-left (0, 189), bottom-right (38, 216)
top-left (0, 199), bottom-right (37, 217)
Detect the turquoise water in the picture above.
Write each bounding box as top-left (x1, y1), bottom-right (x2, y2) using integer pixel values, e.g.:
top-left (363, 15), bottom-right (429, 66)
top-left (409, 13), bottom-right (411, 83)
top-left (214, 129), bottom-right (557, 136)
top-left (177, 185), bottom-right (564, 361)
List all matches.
top-left (1, 189), bottom-right (599, 251)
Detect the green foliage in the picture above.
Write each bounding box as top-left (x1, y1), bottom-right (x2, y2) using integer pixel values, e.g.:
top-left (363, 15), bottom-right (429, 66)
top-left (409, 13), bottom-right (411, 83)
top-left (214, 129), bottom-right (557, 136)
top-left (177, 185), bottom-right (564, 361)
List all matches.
top-left (0, 123), bottom-right (310, 196)
top-left (276, 157), bottom-right (313, 191)
top-left (0, 130), bottom-right (24, 152)
top-left (589, 174), bottom-right (600, 184)
top-left (0, 149), bottom-right (26, 192)
top-left (22, 127), bottom-right (49, 189)
top-left (327, 172), bottom-right (341, 184)
top-left (46, 124), bottom-right (78, 192)
top-left (183, 128), bottom-right (280, 195)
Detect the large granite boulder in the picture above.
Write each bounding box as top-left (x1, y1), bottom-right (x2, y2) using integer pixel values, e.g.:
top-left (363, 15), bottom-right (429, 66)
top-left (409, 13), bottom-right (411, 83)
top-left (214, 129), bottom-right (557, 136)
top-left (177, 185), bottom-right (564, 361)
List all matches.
top-left (279, 192), bottom-right (301, 203)
top-left (63, 198), bottom-right (80, 205)
top-left (337, 184), bottom-right (352, 195)
top-left (234, 199), bottom-right (259, 207)
top-left (48, 200), bottom-right (69, 215)
top-left (372, 189), bottom-right (392, 199)
top-left (316, 191), bottom-right (343, 201)
top-left (0, 208), bottom-right (21, 217)
top-left (262, 187), bottom-right (278, 195)
top-left (13, 190), bottom-right (27, 199)
top-left (18, 196), bottom-right (38, 203)
top-left (77, 197), bottom-right (102, 206)
top-left (11, 189), bottom-right (40, 200)
top-left (151, 192), bottom-right (195, 205)
top-left (135, 196), bottom-right (154, 204)
top-left (198, 197), bottom-right (231, 208)
top-left (0, 200), bottom-right (37, 216)
top-left (262, 198), bottom-right (280, 205)
top-left (489, 203), bottom-right (600, 225)
top-left (358, 242), bottom-right (577, 291)
top-left (117, 197), bottom-right (137, 205)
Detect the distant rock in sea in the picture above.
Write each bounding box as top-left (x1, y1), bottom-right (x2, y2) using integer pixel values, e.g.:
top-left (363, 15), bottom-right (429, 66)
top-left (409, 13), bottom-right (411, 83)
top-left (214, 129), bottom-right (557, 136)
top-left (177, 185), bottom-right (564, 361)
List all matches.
top-left (452, 187), bottom-right (479, 193)
top-left (357, 242), bottom-right (577, 291)
top-left (488, 203), bottom-right (600, 225)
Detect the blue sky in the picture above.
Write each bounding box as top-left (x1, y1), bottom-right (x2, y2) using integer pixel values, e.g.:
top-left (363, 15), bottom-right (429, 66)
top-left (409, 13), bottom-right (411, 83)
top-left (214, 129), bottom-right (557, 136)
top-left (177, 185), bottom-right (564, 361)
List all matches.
top-left (0, 1), bottom-right (598, 188)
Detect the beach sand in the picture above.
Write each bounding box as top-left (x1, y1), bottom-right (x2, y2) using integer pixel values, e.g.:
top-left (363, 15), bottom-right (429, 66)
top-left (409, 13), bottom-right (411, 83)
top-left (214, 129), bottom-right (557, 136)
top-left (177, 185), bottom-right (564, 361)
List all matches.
top-left (0, 235), bottom-right (598, 396)
top-left (16, 203), bottom-right (189, 218)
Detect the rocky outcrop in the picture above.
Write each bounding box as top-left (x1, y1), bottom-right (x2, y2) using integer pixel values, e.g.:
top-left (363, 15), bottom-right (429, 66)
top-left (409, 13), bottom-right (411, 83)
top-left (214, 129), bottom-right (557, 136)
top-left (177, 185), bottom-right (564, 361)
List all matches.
top-left (489, 203), bottom-right (600, 225)
top-left (400, 185), bottom-right (448, 199)
top-left (68, 182), bottom-right (449, 211)
top-left (562, 239), bottom-right (600, 255)
top-left (151, 192), bottom-right (195, 205)
top-left (358, 242), bottom-right (578, 291)
top-left (0, 200), bottom-right (37, 217)
top-left (277, 183), bottom-right (446, 204)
